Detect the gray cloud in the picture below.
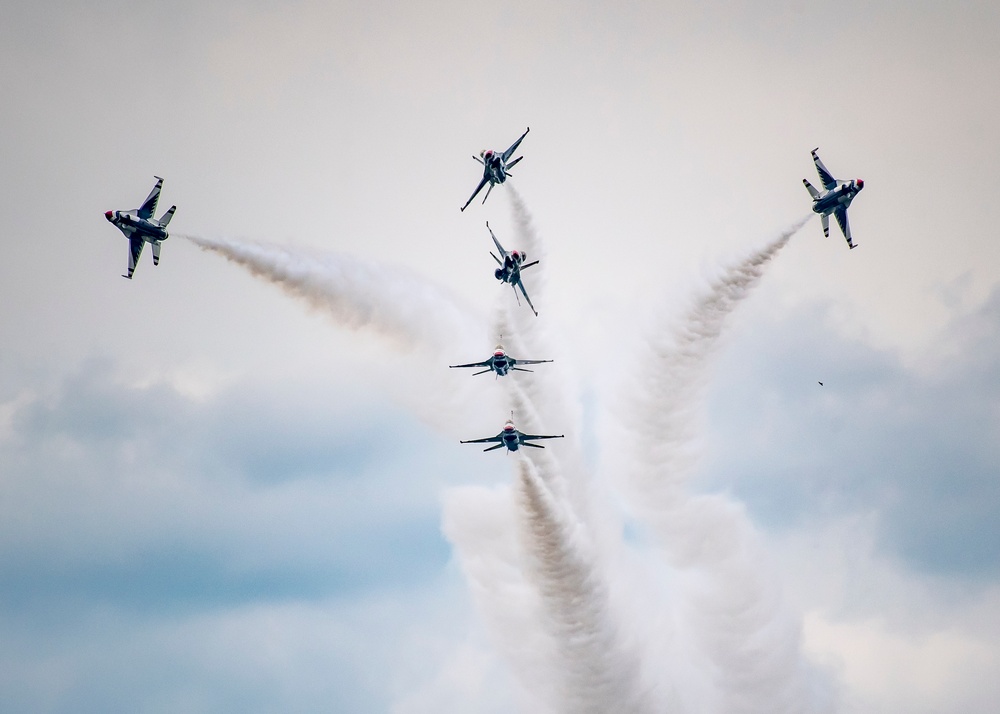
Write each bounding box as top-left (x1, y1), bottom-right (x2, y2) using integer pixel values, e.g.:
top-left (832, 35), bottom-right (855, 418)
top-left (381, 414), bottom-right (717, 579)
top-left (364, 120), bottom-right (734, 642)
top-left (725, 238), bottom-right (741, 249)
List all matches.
top-left (0, 360), bottom-right (458, 711)
top-left (702, 287), bottom-right (1000, 578)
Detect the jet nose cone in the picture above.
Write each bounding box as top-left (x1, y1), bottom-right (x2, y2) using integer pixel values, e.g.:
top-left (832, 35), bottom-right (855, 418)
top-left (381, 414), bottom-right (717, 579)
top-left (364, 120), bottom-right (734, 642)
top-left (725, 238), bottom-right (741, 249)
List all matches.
top-left (104, 211), bottom-right (113, 221)
top-left (856, 179), bottom-right (864, 189)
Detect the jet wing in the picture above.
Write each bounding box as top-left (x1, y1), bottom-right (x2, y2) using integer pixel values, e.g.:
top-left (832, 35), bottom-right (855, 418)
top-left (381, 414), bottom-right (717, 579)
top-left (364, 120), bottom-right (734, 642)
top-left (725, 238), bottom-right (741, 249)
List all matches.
top-left (137, 176), bottom-right (164, 220)
top-left (514, 277), bottom-right (538, 316)
top-left (461, 433), bottom-right (503, 444)
top-left (486, 222), bottom-right (507, 258)
top-left (834, 207), bottom-right (854, 248)
top-left (449, 360), bottom-right (492, 369)
top-left (520, 433), bottom-right (564, 442)
top-left (461, 175), bottom-right (490, 212)
top-left (510, 358), bottom-right (552, 367)
top-left (502, 127), bottom-right (530, 162)
top-left (126, 235), bottom-right (145, 279)
top-left (811, 150), bottom-right (838, 191)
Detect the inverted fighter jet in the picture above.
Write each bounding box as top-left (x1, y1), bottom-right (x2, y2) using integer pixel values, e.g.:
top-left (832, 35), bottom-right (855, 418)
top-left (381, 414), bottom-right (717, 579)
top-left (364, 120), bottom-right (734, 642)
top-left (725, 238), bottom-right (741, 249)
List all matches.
top-left (487, 221), bottom-right (539, 316)
top-left (802, 148), bottom-right (864, 249)
top-left (450, 342), bottom-right (552, 377)
top-left (105, 176), bottom-right (176, 278)
top-left (460, 127), bottom-right (529, 212)
top-left (460, 413), bottom-right (564, 452)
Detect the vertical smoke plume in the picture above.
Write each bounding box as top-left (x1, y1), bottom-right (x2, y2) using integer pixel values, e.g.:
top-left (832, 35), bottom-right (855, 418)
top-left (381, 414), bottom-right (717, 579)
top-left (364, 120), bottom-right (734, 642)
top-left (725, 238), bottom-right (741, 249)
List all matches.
top-left (613, 216), bottom-right (831, 714)
top-left (500, 191), bottom-right (659, 712)
top-left (441, 484), bottom-right (562, 714)
top-left (515, 457), bottom-right (653, 714)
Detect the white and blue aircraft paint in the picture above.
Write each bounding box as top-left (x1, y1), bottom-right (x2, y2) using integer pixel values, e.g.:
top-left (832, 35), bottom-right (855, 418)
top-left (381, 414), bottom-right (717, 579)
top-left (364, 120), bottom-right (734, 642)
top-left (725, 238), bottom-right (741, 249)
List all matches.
top-left (461, 413), bottom-right (564, 453)
top-left (105, 177), bottom-right (176, 279)
top-left (460, 127), bottom-right (529, 211)
top-left (449, 342), bottom-right (552, 378)
top-left (802, 148), bottom-right (864, 249)
top-left (486, 221), bottom-right (539, 316)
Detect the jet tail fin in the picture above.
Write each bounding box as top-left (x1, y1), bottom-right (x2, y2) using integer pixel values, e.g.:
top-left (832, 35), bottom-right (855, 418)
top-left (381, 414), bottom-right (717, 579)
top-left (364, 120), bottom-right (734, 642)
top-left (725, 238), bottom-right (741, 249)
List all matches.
top-left (820, 214), bottom-right (830, 238)
top-left (151, 241), bottom-right (162, 266)
top-left (158, 205), bottom-right (176, 227)
top-left (802, 179), bottom-right (820, 199)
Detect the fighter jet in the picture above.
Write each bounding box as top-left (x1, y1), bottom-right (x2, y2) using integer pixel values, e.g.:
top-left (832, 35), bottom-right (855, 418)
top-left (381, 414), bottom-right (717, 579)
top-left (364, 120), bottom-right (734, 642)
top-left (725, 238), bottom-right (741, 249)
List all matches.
top-left (460, 413), bottom-right (564, 452)
top-left (105, 176), bottom-right (176, 278)
top-left (486, 221), bottom-right (539, 316)
top-left (450, 342), bottom-right (552, 378)
top-left (460, 127), bottom-right (529, 212)
top-left (802, 148), bottom-right (864, 249)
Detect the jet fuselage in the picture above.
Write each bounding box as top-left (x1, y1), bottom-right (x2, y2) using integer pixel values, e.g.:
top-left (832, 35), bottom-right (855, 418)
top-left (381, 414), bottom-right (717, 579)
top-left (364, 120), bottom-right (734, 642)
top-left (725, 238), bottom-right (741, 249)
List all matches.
top-left (105, 210), bottom-right (168, 242)
top-left (494, 251), bottom-right (526, 285)
top-left (491, 350), bottom-right (511, 376)
top-left (501, 424), bottom-right (521, 451)
top-left (481, 150), bottom-right (509, 186)
top-left (812, 180), bottom-right (863, 216)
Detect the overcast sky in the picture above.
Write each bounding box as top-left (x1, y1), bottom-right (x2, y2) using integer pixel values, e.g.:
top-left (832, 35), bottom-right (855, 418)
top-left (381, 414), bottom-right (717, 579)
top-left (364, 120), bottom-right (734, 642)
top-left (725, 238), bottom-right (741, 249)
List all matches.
top-left (2, 1), bottom-right (999, 711)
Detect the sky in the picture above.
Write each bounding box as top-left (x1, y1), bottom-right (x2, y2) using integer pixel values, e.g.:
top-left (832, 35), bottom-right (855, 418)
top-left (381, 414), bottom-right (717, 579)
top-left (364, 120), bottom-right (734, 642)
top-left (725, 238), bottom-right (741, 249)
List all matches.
top-left (2, 0), bottom-right (1000, 711)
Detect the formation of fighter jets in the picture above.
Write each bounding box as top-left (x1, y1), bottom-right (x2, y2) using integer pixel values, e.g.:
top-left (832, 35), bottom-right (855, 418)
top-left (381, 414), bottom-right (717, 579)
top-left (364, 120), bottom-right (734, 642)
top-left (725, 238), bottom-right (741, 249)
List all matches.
top-left (103, 136), bottom-right (865, 454)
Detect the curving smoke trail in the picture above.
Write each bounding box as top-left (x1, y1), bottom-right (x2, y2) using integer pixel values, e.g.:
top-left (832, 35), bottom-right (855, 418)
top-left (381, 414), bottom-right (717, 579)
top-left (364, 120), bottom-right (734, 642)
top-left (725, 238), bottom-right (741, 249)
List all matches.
top-left (620, 215), bottom-right (810, 507)
top-left (612, 215), bottom-right (833, 714)
top-left (179, 233), bottom-right (494, 431)
top-left (181, 233), bottom-right (480, 350)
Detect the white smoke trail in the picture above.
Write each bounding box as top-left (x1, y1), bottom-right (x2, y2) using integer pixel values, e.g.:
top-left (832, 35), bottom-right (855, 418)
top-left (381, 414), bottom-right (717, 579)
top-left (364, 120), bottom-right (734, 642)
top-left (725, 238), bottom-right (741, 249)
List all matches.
top-left (179, 233), bottom-right (496, 431)
top-left (441, 484), bottom-right (561, 714)
top-left (612, 216), bottom-right (833, 714)
top-left (500, 192), bottom-right (661, 712)
top-left (181, 233), bottom-right (479, 349)
top-left (515, 457), bottom-right (655, 713)
top-left (618, 216), bottom-right (810, 510)
top-left (443, 191), bottom-right (660, 712)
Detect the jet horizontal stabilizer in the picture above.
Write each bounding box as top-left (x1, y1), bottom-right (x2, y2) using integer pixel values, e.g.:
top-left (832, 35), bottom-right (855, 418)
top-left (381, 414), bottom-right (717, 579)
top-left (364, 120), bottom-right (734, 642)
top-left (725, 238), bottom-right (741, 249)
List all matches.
top-left (158, 205), bottom-right (176, 227)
